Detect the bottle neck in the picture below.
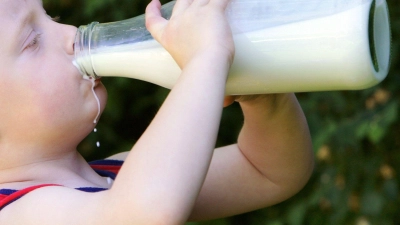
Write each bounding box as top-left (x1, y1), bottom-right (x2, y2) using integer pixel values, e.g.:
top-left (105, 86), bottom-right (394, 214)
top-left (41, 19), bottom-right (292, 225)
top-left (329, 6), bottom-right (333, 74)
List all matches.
top-left (74, 22), bottom-right (100, 79)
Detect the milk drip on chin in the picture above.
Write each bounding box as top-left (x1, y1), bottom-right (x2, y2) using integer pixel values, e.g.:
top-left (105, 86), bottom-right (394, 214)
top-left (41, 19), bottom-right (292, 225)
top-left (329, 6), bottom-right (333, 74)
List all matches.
top-left (84, 75), bottom-right (101, 124)
top-left (73, 60), bottom-right (102, 149)
top-left (73, 60), bottom-right (101, 124)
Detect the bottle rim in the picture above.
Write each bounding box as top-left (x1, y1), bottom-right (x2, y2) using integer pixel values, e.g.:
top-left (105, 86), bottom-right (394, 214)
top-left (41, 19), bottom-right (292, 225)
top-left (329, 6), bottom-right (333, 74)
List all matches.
top-left (74, 22), bottom-right (100, 79)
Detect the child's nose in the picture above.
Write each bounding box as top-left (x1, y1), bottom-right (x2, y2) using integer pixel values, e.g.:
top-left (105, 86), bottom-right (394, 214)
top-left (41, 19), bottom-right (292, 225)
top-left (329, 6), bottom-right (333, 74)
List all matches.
top-left (62, 24), bottom-right (77, 56)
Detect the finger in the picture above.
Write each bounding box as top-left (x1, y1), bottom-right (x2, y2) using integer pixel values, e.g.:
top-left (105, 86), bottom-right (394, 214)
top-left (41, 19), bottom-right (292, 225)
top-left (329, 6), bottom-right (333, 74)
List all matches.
top-left (235, 95), bottom-right (269, 103)
top-left (192, 0), bottom-right (210, 7)
top-left (223, 96), bottom-right (235, 107)
top-left (209, 0), bottom-right (230, 9)
top-left (145, 0), bottom-right (168, 42)
top-left (171, 0), bottom-right (194, 16)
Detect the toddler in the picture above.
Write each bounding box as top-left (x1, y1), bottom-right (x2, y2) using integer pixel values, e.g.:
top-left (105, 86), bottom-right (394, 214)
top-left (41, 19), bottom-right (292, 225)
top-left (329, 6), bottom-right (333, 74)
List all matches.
top-left (0, 0), bottom-right (314, 224)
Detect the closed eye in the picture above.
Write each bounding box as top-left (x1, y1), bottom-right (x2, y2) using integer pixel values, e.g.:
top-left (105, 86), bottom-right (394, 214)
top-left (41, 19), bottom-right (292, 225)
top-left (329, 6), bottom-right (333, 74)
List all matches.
top-left (25, 33), bottom-right (42, 50)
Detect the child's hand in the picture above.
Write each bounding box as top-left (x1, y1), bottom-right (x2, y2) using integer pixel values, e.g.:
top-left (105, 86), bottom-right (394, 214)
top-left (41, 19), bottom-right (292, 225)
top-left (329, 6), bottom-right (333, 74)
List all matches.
top-left (145, 0), bottom-right (234, 69)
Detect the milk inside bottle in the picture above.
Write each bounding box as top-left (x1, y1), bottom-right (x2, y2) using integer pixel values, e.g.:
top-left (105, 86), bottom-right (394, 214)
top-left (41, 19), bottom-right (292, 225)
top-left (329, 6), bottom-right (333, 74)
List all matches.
top-left (74, 0), bottom-right (391, 95)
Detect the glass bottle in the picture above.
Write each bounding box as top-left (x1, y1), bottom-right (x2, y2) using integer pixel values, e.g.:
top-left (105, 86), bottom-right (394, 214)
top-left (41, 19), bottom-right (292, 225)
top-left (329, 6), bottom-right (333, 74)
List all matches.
top-left (74, 0), bottom-right (391, 95)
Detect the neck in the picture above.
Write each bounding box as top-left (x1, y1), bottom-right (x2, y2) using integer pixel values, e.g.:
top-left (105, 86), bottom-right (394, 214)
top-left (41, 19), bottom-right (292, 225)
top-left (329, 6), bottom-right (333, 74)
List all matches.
top-left (0, 139), bottom-right (79, 170)
top-left (0, 142), bottom-right (106, 189)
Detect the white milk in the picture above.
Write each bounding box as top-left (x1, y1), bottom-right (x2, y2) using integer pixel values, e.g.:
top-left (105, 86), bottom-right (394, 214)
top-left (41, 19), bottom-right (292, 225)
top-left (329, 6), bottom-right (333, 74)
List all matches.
top-left (78, 1), bottom-right (390, 94)
top-left (83, 74), bottom-right (101, 123)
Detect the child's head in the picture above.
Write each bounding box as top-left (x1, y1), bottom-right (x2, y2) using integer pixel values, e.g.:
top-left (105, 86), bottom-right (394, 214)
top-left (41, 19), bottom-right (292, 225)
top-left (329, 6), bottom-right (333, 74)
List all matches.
top-left (0, 0), bottom-right (107, 152)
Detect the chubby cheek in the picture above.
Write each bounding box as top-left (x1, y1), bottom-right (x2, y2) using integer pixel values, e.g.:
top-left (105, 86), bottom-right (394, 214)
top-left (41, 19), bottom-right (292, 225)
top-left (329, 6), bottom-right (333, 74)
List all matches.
top-left (28, 80), bottom-right (80, 124)
top-left (21, 58), bottom-right (108, 131)
top-left (25, 69), bottom-right (81, 119)
top-left (37, 79), bottom-right (108, 130)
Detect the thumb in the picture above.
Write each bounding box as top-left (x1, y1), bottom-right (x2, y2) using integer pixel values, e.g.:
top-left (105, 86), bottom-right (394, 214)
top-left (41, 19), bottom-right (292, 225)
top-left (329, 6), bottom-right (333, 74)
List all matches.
top-left (145, 0), bottom-right (168, 42)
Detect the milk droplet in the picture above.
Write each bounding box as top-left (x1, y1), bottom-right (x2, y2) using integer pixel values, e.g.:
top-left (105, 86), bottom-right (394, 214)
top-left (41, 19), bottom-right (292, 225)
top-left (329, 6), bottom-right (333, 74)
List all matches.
top-left (96, 141), bottom-right (101, 147)
top-left (94, 128), bottom-right (97, 133)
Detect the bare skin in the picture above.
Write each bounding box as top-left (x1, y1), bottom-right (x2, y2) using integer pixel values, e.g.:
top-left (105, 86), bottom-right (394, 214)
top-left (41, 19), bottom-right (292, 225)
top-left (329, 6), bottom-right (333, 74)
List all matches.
top-left (0, 0), bottom-right (314, 224)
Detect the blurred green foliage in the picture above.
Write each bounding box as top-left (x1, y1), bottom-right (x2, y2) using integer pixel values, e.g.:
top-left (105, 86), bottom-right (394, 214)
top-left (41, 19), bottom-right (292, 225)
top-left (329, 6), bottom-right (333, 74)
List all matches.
top-left (43, 0), bottom-right (400, 224)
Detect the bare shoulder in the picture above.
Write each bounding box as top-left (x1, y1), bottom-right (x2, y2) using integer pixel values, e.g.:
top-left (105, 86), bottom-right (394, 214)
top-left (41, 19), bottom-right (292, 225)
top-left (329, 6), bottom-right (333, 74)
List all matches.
top-left (0, 185), bottom-right (110, 225)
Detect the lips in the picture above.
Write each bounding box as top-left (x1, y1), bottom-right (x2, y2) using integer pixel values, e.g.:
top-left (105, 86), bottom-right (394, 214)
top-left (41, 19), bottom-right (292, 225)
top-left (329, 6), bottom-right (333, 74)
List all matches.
top-left (94, 78), bottom-right (102, 87)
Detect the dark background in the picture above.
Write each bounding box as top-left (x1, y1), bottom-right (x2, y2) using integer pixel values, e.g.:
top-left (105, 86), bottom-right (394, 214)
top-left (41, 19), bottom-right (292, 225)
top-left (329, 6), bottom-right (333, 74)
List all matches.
top-left (43, 0), bottom-right (400, 224)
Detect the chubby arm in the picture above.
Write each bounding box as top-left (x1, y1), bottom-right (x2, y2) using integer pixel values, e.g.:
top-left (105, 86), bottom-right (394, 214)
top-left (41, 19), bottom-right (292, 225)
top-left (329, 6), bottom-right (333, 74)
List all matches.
top-left (188, 94), bottom-right (314, 221)
top-left (107, 94), bottom-right (314, 221)
top-left (104, 0), bottom-right (235, 224)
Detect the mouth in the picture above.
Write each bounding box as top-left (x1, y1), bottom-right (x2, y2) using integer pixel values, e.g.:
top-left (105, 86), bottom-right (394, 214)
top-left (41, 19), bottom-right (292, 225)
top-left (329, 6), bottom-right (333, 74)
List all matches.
top-left (94, 78), bottom-right (102, 88)
top-left (82, 74), bottom-right (102, 88)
